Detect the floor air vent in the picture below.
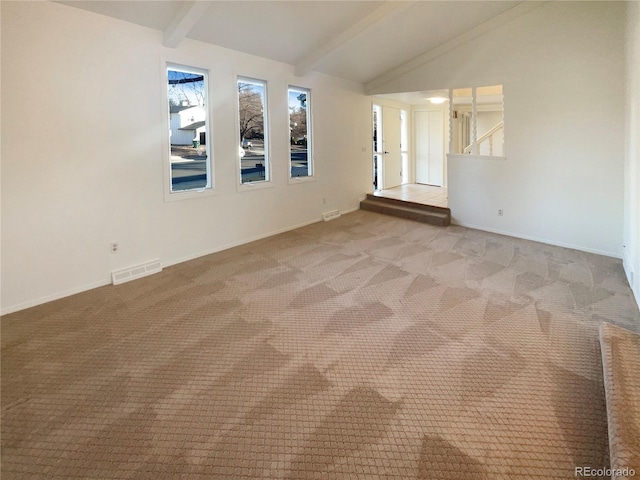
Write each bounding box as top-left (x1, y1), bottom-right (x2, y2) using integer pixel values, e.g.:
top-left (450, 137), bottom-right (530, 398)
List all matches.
top-left (112, 260), bottom-right (162, 285)
top-left (322, 210), bottom-right (341, 221)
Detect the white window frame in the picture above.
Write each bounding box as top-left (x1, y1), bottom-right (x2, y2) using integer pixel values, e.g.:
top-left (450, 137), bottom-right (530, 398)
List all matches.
top-left (288, 85), bottom-right (314, 184)
top-left (162, 62), bottom-right (214, 202)
top-left (236, 76), bottom-right (271, 191)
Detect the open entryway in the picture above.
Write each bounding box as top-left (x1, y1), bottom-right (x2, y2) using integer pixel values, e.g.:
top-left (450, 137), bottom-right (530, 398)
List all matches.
top-left (372, 104), bottom-right (404, 191)
top-left (364, 93), bottom-right (450, 226)
top-left (374, 184), bottom-right (447, 208)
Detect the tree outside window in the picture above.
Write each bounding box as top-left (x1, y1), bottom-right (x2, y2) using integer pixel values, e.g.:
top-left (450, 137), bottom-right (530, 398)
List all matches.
top-left (289, 87), bottom-right (312, 178)
top-left (238, 78), bottom-right (268, 184)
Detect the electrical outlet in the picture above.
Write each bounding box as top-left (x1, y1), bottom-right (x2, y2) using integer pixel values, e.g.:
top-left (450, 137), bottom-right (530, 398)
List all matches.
top-left (498, 209), bottom-right (504, 216)
top-left (110, 242), bottom-right (119, 254)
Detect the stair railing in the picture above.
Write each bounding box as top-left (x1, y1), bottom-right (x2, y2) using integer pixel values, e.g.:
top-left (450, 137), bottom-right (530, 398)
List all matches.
top-left (464, 121), bottom-right (504, 155)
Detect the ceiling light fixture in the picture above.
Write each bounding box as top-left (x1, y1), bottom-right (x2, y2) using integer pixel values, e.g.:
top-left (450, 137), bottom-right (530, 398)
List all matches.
top-left (429, 97), bottom-right (447, 104)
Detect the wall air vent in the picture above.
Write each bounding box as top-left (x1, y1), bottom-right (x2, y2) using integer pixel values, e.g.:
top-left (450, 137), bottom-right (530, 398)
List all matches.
top-left (322, 210), bottom-right (341, 221)
top-left (111, 260), bottom-right (162, 285)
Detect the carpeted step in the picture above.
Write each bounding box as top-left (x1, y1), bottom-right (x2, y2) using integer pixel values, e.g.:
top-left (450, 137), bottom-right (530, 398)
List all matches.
top-left (359, 194), bottom-right (451, 226)
top-left (599, 322), bottom-right (640, 479)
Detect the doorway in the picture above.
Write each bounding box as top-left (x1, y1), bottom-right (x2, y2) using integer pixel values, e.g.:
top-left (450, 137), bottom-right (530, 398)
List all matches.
top-left (372, 105), bottom-right (381, 191)
top-left (382, 106), bottom-right (402, 189)
top-left (372, 104), bottom-right (403, 191)
top-left (414, 110), bottom-right (444, 186)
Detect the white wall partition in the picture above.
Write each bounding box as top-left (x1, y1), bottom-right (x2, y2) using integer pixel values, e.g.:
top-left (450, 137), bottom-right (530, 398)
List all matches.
top-left (624, 1), bottom-right (640, 303)
top-left (1, 1), bottom-right (371, 313)
top-left (368, 2), bottom-right (627, 258)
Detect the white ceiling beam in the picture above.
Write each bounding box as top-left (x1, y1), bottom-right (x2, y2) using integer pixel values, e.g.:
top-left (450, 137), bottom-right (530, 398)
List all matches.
top-left (163, 1), bottom-right (211, 49)
top-left (364, 2), bottom-right (546, 94)
top-left (295, 1), bottom-right (414, 77)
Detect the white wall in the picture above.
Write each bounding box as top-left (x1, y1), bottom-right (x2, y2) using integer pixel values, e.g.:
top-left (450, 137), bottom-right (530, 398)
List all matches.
top-left (624, 1), bottom-right (640, 304)
top-left (369, 2), bottom-right (626, 258)
top-left (0, 2), bottom-right (371, 314)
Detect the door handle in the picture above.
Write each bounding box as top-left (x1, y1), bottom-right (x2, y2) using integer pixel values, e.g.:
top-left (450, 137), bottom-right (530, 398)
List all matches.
top-left (384, 151), bottom-right (390, 154)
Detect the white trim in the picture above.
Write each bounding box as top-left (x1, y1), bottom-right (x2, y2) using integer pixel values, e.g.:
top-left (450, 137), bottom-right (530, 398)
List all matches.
top-left (1, 205), bottom-right (362, 316)
top-left (288, 176), bottom-right (316, 185)
top-left (450, 220), bottom-right (622, 259)
top-left (162, 61), bottom-right (215, 202)
top-left (237, 181), bottom-right (275, 193)
top-left (163, 206), bottom-right (359, 268)
top-left (342, 206), bottom-right (360, 215)
top-left (288, 85), bottom-right (314, 181)
top-left (622, 252), bottom-right (640, 307)
top-left (236, 75), bottom-right (271, 191)
top-left (1, 279), bottom-right (111, 316)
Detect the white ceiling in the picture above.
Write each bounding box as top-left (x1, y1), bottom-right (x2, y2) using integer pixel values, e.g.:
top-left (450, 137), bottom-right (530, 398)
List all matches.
top-left (375, 90), bottom-right (449, 105)
top-left (57, 1), bottom-right (521, 85)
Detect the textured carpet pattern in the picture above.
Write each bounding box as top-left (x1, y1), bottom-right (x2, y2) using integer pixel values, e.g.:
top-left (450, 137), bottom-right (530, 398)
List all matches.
top-left (2, 211), bottom-right (640, 479)
top-left (599, 323), bottom-right (640, 478)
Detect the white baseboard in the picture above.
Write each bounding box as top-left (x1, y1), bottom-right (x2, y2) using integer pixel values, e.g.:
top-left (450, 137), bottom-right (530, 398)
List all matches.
top-left (622, 251), bottom-right (640, 309)
top-left (162, 216), bottom-right (323, 269)
top-left (161, 206), bottom-right (360, 270)
top-left (450, 221), bottom-right (622, 259)
top-left (342, 206), bottom-right (360, 215)
top-left (1, 279), bottom-right (111, 316)
top-left (0, 203), bottom-right (379, 316)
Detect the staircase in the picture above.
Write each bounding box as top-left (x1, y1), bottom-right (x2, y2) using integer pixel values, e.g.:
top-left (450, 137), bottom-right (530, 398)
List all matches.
top-left (359, 194), bottom-right (451, 226)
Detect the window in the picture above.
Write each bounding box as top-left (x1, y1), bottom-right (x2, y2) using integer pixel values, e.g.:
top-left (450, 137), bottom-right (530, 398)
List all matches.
top-left (166, 64), bottom-right (211, 193)
top-left (238, 77), bottom-right (269, 184)
top-left (372, 104), bottom-right (382, 190)
top-left (450, 85), bottom-right (504, 156)
top-left (288, 86), bottom-right (312, 178)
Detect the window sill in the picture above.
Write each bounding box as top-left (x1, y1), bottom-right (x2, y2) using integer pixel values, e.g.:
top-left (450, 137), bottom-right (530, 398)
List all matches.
top-left (288, 175), bottom-right (315, 185)
top-left (164, 186), bottom-right (217, 203)
top-left (237, 180), bottom-right (274, 193)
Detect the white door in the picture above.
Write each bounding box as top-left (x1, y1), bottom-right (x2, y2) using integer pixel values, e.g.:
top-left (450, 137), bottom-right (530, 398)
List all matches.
top-left (414, 110), bottom-right (444, 186)
top-left (382, 106), bottom-right (402, 189)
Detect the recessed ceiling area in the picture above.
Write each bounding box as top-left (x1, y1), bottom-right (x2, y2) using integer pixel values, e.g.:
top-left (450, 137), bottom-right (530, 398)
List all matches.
top-left (56, 1), bottom-right (522, 85)
top-left (374, 90), bottom-right (450, 106)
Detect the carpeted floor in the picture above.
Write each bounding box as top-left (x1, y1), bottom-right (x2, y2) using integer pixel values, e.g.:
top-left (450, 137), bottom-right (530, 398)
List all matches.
top-left (2, 210), bottom-right (640, 479)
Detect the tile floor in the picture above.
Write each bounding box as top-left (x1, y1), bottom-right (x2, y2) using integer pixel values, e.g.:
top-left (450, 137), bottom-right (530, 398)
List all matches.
top-left (373, 183), bottom-right (448, 208)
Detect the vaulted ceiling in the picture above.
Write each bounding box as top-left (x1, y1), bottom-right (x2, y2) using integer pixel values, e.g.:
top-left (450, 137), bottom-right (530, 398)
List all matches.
top-left (57, 1), bottom-right (522, 86)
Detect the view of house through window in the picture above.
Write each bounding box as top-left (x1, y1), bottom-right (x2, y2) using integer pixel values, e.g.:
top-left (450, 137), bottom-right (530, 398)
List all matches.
top-left (167, 65), bottom-right (210, 192)
top-left (238, 78), bottom-right (269, 183)
top-left (451, 85), bottom-right (504, 156)
top-left (288, 87), bottom-right (312, 178)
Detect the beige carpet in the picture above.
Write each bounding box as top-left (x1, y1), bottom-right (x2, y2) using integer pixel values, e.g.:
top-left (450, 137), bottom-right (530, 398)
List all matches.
top-left (2, 210), bottom-right (640, 479)
top-left (599, 323), bottom-right (640, 478)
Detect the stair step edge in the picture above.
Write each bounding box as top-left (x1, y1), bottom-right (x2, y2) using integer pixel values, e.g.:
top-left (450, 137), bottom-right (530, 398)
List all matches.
top-left (365, 194), bottom-right (450, 212)
top-left (361, 200), bottom-right (449, 218)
